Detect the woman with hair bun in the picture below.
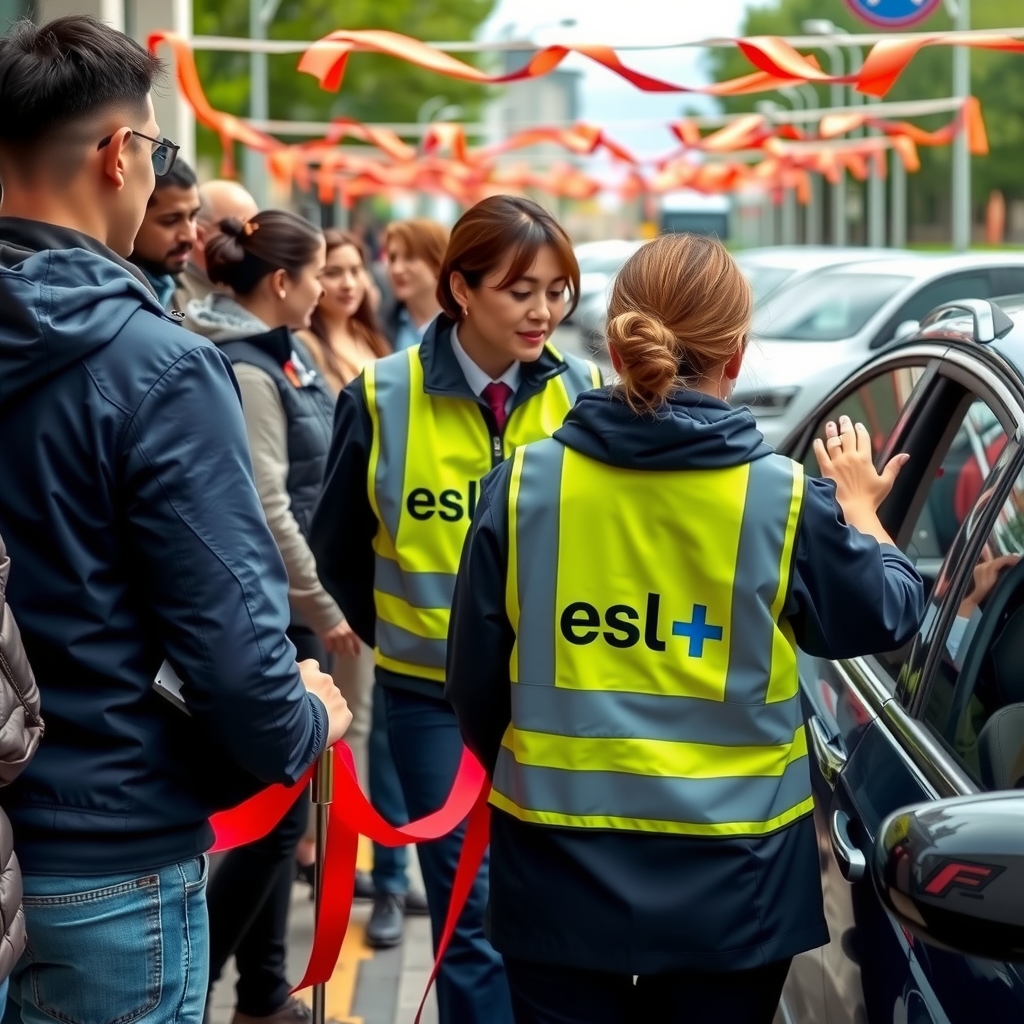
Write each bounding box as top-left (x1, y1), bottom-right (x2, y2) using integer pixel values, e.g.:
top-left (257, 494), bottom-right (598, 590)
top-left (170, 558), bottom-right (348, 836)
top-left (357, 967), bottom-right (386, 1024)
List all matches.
top-left (446, 232), bottom-right (925, 1024)
top-left (187, 210), bottom-right (359, 1024)
top-left (311, 195), bottom-right (602, 1023)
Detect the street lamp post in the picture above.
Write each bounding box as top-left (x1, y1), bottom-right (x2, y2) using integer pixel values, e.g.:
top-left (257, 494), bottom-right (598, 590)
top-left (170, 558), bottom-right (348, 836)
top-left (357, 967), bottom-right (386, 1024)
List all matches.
top-left (802, 21), bottom-right (847, 246)
top-left (246, 0), bottom-right (283, 208)
top-left (948, 0), bottom-right (971, 251)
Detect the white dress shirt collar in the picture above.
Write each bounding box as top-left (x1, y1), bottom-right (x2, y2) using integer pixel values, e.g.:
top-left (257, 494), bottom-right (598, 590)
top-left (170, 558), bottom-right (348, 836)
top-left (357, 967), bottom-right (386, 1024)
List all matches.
top-left (450, 325), bottom-right (521, 403)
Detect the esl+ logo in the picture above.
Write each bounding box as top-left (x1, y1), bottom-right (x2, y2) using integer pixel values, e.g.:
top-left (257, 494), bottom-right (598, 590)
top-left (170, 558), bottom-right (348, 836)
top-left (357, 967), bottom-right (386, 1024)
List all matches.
top-left (559, 593), bottom-right (724, 657)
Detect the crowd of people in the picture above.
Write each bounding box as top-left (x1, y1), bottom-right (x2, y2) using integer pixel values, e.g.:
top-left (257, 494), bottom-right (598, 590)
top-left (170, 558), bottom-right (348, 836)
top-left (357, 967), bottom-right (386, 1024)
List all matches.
top-left (0, 13), bottom-right (925, 1024)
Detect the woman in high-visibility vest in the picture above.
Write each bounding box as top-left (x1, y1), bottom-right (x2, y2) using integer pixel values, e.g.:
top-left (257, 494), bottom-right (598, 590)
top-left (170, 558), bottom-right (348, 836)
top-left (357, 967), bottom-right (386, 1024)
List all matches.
top-left (310, 195), bottom-right (602, 1024)
top-left (446, 233), bottom-right (924, 1024)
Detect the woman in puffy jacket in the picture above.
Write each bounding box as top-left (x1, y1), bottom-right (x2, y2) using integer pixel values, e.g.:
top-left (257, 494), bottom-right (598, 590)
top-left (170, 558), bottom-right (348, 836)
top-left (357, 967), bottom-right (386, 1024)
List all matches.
top-left (0, 532), bottom-right (44, 1006)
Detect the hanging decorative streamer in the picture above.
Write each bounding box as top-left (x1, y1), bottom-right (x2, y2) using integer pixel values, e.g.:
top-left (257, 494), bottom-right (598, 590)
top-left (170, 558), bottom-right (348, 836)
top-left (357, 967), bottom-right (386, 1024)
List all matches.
top-left (148, 31), bottom-right (990, 206)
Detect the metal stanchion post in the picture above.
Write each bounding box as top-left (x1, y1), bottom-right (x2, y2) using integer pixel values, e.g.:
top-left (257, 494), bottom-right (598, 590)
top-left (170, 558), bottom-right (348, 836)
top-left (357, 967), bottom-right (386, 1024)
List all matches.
top-left (310, 753), bottom-right (335, 1024)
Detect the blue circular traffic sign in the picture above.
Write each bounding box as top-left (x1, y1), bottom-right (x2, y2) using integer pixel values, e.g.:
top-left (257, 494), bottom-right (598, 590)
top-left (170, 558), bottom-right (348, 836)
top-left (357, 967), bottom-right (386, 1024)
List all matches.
top-left (844, 0), bottom-right (942, 28)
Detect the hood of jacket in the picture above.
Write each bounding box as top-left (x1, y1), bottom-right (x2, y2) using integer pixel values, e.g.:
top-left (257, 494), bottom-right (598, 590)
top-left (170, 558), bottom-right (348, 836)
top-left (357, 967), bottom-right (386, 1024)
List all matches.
top-left (554, 386), bottom-right (771, 471)
top-left (184, 291), bottom-right (270, 343)
top-left (0, 218), bottom-right (165, 410)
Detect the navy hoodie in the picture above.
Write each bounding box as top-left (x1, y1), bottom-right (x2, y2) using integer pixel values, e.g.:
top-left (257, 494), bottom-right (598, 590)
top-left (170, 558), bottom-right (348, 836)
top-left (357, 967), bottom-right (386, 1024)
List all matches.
top-left (0, 219), bottom-right (325, 876)
top-left (447, 387), bottom-right (924, 973)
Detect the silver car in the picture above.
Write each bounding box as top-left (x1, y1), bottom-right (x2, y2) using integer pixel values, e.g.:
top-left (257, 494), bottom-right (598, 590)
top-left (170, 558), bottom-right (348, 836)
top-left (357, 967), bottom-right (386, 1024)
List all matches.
top-left (733, 254), bottom-right (1024, 448)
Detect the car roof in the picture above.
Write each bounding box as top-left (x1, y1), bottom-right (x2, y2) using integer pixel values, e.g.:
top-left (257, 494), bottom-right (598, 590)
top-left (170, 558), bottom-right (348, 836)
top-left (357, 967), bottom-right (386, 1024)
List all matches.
top-left (816, 252), bottom-right (1024, 279)
top-left (735, 246), bottom-right (909, 271)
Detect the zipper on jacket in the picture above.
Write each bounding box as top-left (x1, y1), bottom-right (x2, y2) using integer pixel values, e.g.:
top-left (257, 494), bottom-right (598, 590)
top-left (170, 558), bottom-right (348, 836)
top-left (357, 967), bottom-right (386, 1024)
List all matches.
top-left (491, 432), bottom-right (502, 467)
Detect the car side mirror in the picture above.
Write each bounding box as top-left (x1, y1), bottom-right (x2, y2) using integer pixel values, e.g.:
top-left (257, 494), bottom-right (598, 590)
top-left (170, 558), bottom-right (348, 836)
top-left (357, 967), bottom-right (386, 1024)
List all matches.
top-left (892, 319), bottom-right (920, 342)
top-left (872, 792), bottom-right (1024, 962)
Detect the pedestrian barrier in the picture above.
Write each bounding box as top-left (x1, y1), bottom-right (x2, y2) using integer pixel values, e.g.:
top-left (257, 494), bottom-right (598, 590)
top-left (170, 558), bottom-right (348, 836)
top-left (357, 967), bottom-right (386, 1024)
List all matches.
top-left (210, 742), bottom-right (491, 1022)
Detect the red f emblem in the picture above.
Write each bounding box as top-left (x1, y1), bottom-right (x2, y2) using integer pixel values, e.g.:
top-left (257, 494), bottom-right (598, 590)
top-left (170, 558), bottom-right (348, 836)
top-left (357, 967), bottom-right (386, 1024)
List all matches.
top-left (922, 860), bottom-right (1003, 898)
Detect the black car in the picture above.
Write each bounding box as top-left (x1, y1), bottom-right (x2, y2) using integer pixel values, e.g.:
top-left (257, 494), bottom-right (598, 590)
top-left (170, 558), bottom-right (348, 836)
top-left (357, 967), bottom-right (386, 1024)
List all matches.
top-left (776, 297), bottom-right (1024, 1024)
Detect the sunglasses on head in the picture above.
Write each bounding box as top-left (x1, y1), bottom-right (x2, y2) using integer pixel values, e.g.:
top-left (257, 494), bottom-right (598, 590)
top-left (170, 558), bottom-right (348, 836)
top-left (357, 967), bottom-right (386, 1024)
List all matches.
top-left (97, 129), bottom-right (179, 177)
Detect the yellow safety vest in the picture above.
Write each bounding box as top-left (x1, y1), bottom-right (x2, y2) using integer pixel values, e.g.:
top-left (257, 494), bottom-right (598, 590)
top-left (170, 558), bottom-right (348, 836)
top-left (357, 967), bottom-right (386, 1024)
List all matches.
top-left (492, 438), bottom-right (813, 838)
top-left (364, 344), bottom-right (601, 682)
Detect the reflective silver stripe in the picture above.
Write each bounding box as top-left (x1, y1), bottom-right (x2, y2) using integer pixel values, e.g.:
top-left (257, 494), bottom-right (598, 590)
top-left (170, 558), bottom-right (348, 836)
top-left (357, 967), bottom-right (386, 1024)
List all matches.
top-left (374, 554), bottom-right (456, 609)
top-left (559, 355), bottom-right (598, 405)
top-left (510, 685), bottom-right (804, 748)
top-left (371, 353), bottom-right (413, 541)
top-left (513, 440), bottom-right (565, 686)
top-left (376, 620), bottom-right (447, 670)
top-left (724, 455), bottom-right (795, 704)
top-left (492, 750), bottom-right (812, 826)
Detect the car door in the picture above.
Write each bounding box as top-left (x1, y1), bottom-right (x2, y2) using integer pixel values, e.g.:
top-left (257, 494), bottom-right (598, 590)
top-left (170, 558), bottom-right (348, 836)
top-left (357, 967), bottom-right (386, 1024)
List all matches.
top-left (780, 345), bottom-right (1024, 1024)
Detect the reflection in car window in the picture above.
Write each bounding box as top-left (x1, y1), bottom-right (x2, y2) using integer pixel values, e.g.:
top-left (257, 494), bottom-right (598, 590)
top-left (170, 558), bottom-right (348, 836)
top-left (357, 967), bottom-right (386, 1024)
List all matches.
top-left (803, 366), bottom-right (926, 480)
top-left (753, 273), bottom-right (911, 341)
top-left (920, 440), bottom-right (1024, 789)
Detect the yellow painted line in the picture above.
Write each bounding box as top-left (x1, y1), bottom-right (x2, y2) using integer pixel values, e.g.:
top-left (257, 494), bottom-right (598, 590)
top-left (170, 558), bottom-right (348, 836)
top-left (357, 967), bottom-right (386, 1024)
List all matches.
top-left (325, 919), bottom-right (375, 1024)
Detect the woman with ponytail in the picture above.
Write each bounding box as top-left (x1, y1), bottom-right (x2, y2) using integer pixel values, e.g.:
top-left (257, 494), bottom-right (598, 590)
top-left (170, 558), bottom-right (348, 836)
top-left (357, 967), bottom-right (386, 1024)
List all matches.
top-left (446, 233), bottom-right (925, 1024)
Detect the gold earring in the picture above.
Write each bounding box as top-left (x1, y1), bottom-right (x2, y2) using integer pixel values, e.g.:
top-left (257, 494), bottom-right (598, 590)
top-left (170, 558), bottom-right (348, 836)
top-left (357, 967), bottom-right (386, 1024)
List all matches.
top-left (461, 307), bottom-right (468, 318)
top-left (279, 290), bottom-right (287, 300)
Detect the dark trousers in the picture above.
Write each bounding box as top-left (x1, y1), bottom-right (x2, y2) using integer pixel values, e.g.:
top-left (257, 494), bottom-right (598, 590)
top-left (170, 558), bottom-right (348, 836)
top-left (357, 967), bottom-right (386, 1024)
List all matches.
top-left (369, 682), bottom-right (409, 894)
top-left (384, 686), bottom-right (513, 1024)
top-left (206, 627), bottom-right (323, 1016)
top-left (503, 956), bottom-right (793, 1024)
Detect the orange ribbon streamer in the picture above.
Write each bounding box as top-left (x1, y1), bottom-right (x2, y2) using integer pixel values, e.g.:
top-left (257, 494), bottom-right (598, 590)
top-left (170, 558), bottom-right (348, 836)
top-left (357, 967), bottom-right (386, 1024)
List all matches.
top-left (148, 30), bottom-right (990, 206)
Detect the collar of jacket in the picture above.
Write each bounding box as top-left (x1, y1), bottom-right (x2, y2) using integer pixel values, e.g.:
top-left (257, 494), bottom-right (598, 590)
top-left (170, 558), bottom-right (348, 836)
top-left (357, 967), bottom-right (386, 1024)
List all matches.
top-left (0, 217), bottom-right (156, 295)
top-left (418, 315), bottom-right (570, 412)
top-left (220, 324), bottom-right (294, 365)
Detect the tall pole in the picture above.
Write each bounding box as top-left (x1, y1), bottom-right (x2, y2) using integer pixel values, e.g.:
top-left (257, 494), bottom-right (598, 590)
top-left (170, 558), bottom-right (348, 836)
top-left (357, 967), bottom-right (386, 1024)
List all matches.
top-left (891, 152), bottom-right (907, 249)
top-left (868, 146), bottom-right (887, 247)
top-left (310, 753), bottom-right (334, 1024)
top-left (827, 51), bottom-right (847, 246)
top-left (951, 0), bottom-right (971, 251)
top-left (246, 0), bottom-right (282, 208)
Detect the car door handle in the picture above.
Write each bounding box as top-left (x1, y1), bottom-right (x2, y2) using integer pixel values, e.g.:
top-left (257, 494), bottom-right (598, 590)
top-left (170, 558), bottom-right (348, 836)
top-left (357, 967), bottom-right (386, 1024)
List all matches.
top-left (808, 714), bottom-right (847, 790)
top-left (830, 809), bottom-right (867, 883)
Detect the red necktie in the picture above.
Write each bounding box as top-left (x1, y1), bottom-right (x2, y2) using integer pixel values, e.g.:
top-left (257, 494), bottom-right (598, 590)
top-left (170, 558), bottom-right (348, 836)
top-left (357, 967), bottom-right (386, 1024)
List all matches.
top-left (482, 381), bottom-right (513, 432)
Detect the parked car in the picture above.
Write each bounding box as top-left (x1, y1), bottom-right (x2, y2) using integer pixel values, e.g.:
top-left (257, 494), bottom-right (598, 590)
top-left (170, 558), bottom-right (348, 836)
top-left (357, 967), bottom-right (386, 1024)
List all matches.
top-left (568, 240), bottom-right (645, 330)
top-left (736, 246), bottom-right (910, 305)
top-left (734, 253), bottom-right (1024, 447)
top-left (776, 295), bottom-right (1024, 1023)
top-left (578, 245), bottom-right (907, 359)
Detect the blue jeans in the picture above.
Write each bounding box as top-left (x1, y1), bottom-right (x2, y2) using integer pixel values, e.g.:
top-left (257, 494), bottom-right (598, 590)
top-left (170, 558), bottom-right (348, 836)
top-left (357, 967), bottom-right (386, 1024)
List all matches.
top-left (370, 680), bottom-right (410, 895)
top-left (3, 857), bottom-right (208, 1024)
top-left (385, 687), bottom-right (512, 1024)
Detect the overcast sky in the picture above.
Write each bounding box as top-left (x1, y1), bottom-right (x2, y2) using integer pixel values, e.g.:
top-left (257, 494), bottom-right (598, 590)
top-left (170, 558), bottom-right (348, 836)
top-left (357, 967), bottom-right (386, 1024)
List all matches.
top-left (481, 0), bottom-right (754, 157)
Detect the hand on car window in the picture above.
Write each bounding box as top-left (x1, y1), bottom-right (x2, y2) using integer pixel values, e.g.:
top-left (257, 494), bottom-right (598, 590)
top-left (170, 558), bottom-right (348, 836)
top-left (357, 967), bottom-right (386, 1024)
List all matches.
top-left (813, 414), bottom-right (909, 546)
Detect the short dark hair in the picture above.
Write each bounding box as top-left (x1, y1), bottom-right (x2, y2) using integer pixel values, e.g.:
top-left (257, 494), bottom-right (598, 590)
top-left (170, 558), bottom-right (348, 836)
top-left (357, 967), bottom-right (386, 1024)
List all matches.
top-left (437, 196), bottom-right (580, 321)
top-left (153, 158), bottom-right (197, 194)
top-left (206, 210), bottom-right (322, 296)
top-left (0, 16), bottom-right (162, 147)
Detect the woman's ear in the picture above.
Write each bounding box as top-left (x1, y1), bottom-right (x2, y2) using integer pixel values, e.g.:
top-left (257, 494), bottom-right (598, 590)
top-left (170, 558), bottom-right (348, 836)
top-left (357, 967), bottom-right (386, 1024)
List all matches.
top-left (608, 346), bottom-right (623, 374)
top-left (724, 344), bottom-right (744, 382)
top-left (271, 268), bottom-right (287, 300)
top-left (449, 271), bottom-right (470, 315)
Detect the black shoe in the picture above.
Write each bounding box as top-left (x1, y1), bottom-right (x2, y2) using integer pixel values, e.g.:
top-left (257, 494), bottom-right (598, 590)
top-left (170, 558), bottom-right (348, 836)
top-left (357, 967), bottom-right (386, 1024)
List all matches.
top-left (404, 888), bottom-right (429, 916)
top-left (354, 870), bottom-right (375, 901)
top-left (365, 892), bottom-right (406, 948)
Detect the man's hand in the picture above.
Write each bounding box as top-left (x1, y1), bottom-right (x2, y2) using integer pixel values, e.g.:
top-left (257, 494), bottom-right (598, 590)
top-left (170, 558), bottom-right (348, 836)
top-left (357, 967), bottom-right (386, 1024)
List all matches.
top-left (959, 551), bottom-right (1021, 616)
top-left (299, 659), bottom-right (352, 747)
top-left (320, 619), bottom-right (362, 659)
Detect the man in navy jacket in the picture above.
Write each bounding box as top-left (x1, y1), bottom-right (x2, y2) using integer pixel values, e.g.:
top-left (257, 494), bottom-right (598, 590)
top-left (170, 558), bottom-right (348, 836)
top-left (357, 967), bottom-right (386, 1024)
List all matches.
top-left (0, 16), bottom-right (349, 1024)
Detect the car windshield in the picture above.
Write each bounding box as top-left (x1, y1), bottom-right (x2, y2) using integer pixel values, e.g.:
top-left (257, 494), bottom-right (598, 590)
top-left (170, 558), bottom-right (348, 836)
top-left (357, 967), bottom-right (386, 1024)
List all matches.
top-left (753, 272), bottom-right (912, 341)
top-left (740, 265), bottom-right (796, 304)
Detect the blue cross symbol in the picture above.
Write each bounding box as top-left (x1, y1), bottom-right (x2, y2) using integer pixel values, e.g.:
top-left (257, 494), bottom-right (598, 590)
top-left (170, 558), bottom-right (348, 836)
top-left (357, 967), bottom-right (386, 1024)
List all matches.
top-left (671, 604), bottom-right (724, 658)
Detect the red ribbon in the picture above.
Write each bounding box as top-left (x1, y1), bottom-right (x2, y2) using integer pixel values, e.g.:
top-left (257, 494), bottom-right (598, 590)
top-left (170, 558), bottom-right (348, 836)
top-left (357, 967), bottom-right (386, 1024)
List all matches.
top-left (209, 742), bottom-right (490, 1017)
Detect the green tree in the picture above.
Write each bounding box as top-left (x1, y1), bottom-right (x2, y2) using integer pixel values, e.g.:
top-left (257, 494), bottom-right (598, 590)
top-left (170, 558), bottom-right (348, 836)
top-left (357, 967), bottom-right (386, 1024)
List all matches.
top-left (704, 0), bottom-right (1024, 233)
top-left (191, 0), bottom-right (496, 169)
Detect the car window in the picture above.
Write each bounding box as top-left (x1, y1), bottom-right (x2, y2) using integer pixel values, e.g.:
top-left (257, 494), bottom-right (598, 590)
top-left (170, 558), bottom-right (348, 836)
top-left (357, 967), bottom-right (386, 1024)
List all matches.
top-left (753, 272), bottom-right (911, 341)
top-left (919, 443), bottom-right (1024, 789)
top-left (802, 365), bottom-right (927, 479)
top-left (892, 273), bottom-right (992, 328)
top-left (739, 265), bottom-right (794, 304)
